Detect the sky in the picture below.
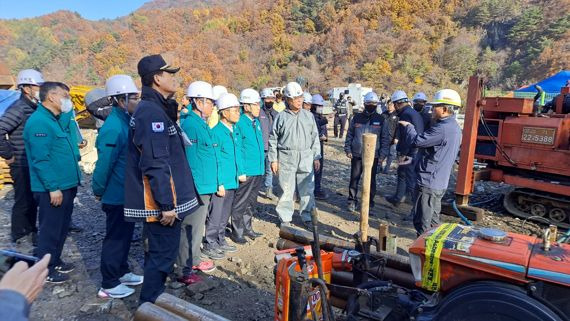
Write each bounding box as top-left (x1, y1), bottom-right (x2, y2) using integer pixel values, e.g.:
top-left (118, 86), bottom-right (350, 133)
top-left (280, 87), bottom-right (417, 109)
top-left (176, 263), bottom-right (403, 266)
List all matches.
top-left (0, 0), bottom-right (150, 20)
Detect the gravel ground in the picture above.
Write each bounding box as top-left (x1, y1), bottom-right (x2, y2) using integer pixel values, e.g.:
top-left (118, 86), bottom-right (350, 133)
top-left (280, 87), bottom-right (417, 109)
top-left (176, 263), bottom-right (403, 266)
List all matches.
top-left (0, 137), bottom-right (544, 320)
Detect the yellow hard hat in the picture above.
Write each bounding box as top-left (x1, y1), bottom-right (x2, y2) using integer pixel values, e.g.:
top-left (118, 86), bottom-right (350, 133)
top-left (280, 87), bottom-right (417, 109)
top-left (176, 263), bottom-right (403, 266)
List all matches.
top-left (430, 89), bottom-right (461, 107)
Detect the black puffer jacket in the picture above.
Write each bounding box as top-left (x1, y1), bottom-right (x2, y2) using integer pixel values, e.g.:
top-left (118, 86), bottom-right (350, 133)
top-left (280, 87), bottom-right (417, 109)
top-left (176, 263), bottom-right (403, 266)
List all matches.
top-left (0, 94), bottom-right (38, 166)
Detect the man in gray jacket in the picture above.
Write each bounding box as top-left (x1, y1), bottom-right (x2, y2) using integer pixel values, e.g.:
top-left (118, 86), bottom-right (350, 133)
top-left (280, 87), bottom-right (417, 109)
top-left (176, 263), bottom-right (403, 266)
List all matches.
top-left (0, 69), bottom-right (44, 244)
top-left (268, 82), bottom-right (320, 229)
top-left (398, 89), bottom-right (462, 236)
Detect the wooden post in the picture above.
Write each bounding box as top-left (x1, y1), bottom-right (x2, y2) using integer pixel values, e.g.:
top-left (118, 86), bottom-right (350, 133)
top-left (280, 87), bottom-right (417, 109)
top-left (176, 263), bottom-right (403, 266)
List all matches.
top-left (360, 133), bottom-right (377, 243)
top-left (378, 224), bottom-right (388, 251)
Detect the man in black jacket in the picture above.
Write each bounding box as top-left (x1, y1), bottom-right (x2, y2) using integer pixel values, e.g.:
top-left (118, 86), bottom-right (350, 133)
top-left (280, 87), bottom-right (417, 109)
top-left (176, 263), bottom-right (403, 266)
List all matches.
top-left (0, 69), bottom-right (44, 244)
top-left (379, 101), bottom-right (398, 173)
top-left (344, 92), bottom-right (383, 212)
top-left (311, 94), bottom-right (329, 200)
top-left (124, 55), bottom-right (200, 304)
top-left (385, 90), bottom-right (424, 208)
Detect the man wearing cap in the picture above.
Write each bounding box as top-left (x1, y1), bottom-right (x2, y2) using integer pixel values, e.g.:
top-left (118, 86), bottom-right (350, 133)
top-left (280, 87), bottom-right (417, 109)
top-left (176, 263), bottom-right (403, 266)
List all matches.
top-left (268, 82), bottom-right (321, 230)
top-left (0, 69), bottom-right (43, 245)
top-left (124, 54), bottom-right (200, 304)
top-left (85, 88), bottom-right (113, 130)
top-left (398, 89), bottom-right (462, 235)
top-left (93, 75), bottom-right (143, 299)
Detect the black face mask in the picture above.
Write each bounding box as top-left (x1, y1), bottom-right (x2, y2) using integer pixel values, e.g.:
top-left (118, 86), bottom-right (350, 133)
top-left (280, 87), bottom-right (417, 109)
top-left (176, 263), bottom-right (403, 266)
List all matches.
top-left (413, 103), bottom-right (425, 112)
top-left (165, 98), bottom-right (179, 122)
top-left (364, 104), bottom-right (376, 114)
top-left (264, 101), bottom-right (274, 109)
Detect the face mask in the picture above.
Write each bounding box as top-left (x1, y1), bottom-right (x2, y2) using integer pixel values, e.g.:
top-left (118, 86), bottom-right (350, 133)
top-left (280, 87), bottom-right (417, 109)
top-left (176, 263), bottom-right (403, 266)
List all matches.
top-left (264, 101), bottom-right (274, 109)
top-left (316, 107), bottom-right (323, 114)
top-left (33, 91), bottom-right (40, 102)
top-left (60, 98), bottom-right (73, 113)
top-left (364, 105), bottom-right (376, 114)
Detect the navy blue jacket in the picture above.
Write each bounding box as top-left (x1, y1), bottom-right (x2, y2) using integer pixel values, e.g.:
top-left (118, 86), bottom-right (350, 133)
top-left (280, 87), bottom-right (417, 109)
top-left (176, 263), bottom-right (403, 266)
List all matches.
top-left (403, 115), bottom-right (461, 190)
top-left (344, 111), bottom-right (383, 158)
top-left (396, 105), bottom-right (424, 157)
top-left (123, 86), bottom-right (200, 222)
top-left (259, 104), bottom-right (278, 152)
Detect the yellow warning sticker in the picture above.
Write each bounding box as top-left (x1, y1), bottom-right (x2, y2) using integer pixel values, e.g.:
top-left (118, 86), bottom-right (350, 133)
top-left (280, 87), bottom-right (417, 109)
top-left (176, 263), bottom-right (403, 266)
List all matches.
top-left (422, 223), bottom-right (457, 291)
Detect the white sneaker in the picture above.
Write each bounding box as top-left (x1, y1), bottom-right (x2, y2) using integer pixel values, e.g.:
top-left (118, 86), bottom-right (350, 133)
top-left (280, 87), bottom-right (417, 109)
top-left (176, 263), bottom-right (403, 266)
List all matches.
top-left (97, 284), bottom-right (135, 299)
top-left (119, 272), bottom-right (143, 286)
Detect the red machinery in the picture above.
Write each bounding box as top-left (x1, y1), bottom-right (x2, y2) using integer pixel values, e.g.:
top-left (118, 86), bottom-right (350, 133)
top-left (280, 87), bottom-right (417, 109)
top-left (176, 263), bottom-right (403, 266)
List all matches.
top-left (456, 76), bottom-right (570, 228)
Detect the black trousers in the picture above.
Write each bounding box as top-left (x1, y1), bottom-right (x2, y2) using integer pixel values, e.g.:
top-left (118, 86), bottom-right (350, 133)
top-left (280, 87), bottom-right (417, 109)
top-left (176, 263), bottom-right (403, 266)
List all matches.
top-left (140, 220), bottom-right (181, 304)
top-left (10, 165), bottom-right (37, 242)
top-left (315, 142), bottom-right (324, 192)
top-left (231, 176), bottom-right (261, 238)
top-left (100, 204), bottom-right (135, 289)
top-left (334, 115), bottom-right (347, 138)
top-left (348, 157), bottom-right (378, 205)
top-left (34, 187), bottom-right (77, 271)
top-left (204, 190), bottom-right (235, 250)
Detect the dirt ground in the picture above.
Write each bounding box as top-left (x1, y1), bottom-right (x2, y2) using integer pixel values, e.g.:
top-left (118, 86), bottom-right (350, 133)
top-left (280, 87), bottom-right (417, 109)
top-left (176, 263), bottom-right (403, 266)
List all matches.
top-left (0, 137), bottom-right (544, 321)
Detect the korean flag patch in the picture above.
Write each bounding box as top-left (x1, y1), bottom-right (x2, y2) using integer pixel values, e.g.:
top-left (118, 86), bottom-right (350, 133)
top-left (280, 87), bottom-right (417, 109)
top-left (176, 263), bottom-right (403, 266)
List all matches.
top-left (152, 122), bottom-right (164, 132)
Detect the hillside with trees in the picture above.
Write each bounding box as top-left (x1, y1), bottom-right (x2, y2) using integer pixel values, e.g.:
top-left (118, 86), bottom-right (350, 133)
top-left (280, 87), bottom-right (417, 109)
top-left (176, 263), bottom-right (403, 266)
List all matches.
top-left (0, 0), bottom-right (568, 96)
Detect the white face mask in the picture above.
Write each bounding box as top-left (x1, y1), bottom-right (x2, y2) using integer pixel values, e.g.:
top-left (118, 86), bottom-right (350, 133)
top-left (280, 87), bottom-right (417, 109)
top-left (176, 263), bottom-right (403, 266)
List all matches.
top-left (33, 90), bottom-right (40, 102)
top-left (60, 98), bottom-right (73, 113)
top-left (316, 107), bottom-right (323, 114)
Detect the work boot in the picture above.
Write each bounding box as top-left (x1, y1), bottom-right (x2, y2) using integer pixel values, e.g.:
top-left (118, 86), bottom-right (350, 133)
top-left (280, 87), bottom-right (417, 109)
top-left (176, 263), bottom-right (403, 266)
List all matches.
top-left (347, 202), bottom-right (357, 213)
top-left (279, 221), bottom-right (291, 229)
top-left (314, 190), bottom-right (329, 200)
top-left (244, 230), bottom-right (263, 240)
top-left (219, 243), bottom-right (238, 253)
top-left (201, 247), bottom-right (225, 260)
top-left (230, 234), bottom-right (247, 245)
top-left (385, 196), bottom-right (403, 208)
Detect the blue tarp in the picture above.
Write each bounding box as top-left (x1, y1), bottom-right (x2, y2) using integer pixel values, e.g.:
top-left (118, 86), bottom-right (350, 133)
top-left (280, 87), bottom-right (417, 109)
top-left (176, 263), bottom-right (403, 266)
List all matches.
top-left (0, 90), bottom-right (20, 117)
top-left (515, 70), bottom-right (570, 94)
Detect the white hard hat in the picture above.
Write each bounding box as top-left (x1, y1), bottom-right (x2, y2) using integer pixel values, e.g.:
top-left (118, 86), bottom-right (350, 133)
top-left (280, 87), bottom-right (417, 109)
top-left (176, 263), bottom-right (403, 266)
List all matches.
top-left (217, 93), bottom-right (240, 111)
top-left (283, 82), bottom-right (303, 98)
top-left (430, 89), bottom-right (462, 107)
top-left (303, 92), bottom-right (312, 104)
top-left (260, 88), bottom-right (275, 99)
top-left (240, 88), bottom-right (260, 104)
top-left (187, 81), bottom-right (214, 100)
top-left (364, 92), bottom-right (379, 104)
top-left (105, 75), bottom-right (138, 97)
top-left (412, 92), bottom-right (428, 102)
top-left (17, 69), bottom-right (44, 86)
top-left (85, 88), bottom-right (107, 106)
top-left (391, 90), bottom-right (408, 103)
top-left (212, 85), bottom-right (228, 101)
top-left (312, 94), bottom-right (324, 106)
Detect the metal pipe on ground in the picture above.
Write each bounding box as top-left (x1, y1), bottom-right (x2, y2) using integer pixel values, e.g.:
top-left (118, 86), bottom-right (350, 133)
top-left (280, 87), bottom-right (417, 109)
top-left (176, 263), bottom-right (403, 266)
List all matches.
top-left (134, 303), bottom-right (187, 321)
top-left (332, 268), bottom-right (416, 290)
top-left (278, 224), bottom-right (354, 251)
top-left (155, 293), bottom-right (231, 321)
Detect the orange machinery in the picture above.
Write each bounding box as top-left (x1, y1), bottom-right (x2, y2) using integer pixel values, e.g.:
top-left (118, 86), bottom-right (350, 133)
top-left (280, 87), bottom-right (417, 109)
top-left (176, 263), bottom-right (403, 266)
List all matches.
top-left (456, 76), bottom-right (570, 228)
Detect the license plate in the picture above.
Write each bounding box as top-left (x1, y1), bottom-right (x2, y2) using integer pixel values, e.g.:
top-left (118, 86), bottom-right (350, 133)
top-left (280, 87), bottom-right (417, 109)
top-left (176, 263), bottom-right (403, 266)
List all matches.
top-left (521, 127), bottom-right (556, 145)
